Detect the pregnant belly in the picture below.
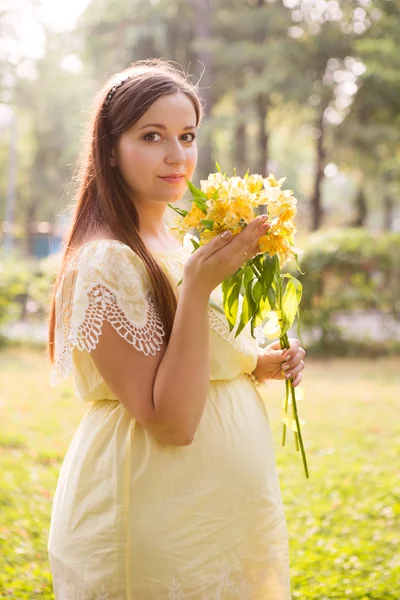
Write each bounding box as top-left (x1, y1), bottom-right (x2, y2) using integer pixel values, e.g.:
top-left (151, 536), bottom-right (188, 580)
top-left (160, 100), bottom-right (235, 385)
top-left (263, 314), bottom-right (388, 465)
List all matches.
top-left (129, 375), bottom-right (281, 521)
top-left (128, 375), bottom-right (287, 588)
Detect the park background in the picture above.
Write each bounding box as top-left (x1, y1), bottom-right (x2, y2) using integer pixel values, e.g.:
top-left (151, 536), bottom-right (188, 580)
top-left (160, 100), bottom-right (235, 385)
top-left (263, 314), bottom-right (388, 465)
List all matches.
top-left (0, 0), bottom-right (399, 598)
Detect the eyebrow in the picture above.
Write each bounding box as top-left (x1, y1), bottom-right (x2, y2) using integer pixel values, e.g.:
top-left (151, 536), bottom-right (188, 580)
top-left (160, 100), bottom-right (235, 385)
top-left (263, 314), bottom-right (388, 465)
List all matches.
top-left (138, 123), bottom-right (197, 131)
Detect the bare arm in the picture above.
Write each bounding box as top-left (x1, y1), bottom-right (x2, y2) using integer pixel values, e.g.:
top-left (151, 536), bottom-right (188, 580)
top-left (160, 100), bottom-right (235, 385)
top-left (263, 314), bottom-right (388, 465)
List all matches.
top-left (88, 281), bottom-right (210, 447)
top-left (90, 216), bottom-right (270, 446)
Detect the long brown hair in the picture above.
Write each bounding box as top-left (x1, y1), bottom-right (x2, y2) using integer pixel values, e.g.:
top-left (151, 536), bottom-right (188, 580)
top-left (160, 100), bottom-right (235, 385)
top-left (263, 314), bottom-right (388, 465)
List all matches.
top-left (48, 59), bottom-right (203, 364)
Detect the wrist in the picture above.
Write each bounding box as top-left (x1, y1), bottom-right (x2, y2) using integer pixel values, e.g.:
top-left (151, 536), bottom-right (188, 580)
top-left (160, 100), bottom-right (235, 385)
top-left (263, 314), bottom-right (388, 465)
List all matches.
top-left (181, 278), bottom-right (210, 305)
top-left (247, 370), bottom-right (268, 388)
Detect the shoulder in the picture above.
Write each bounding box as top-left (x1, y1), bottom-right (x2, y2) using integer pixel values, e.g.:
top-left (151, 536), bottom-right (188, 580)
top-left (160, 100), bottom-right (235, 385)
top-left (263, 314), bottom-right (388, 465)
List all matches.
top-left (67, 239), bottom-right (148, 278)
top-left (58, 239), bottom-right (152, 305)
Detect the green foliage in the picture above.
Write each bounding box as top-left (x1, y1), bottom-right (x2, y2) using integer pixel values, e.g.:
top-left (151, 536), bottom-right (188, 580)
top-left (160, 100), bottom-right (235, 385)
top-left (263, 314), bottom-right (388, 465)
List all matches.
top-left (0, 257), bottom-right (32, 325)
top-left (0, 252), bottom-right (60, 327)
top-left (1, 349), bottom-right (399, 596)
top-left (298, 229), bottom-right (400, 352)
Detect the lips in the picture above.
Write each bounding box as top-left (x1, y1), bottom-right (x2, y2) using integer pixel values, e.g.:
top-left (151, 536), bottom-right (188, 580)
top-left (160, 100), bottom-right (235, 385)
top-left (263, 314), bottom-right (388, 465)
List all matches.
top-left (159, 174), bottom-right (186, 183)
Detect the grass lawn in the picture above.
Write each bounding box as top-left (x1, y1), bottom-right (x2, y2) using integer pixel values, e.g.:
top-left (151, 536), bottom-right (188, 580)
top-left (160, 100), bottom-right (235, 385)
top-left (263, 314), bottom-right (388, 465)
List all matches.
top-left (0, 347), bottom-right (399, 599)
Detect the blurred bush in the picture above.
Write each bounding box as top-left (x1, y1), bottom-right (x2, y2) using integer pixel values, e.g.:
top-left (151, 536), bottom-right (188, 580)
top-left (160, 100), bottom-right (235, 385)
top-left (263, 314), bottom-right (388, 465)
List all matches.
top-left (1, 230), bottom-right (400, 356)
top-left (0, 252), bottom-right (61, 327)
top-left (298, 229), bottom-right (400, 356)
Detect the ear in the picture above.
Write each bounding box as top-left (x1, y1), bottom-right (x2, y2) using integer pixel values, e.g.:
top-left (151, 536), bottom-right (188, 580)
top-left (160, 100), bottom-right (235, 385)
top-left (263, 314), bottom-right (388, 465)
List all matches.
top-left (109, 148), bottom-right (117, 168)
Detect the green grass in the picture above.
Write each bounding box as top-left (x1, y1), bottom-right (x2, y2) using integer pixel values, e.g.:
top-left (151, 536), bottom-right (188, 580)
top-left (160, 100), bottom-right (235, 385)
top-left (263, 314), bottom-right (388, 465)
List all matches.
top-left (0, 348), bottom-right (399, 598)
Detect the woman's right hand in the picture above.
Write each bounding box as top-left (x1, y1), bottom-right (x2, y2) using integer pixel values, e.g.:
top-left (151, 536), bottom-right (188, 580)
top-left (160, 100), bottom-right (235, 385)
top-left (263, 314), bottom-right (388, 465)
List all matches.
top-left (183, 215), bottom-right (270, 296)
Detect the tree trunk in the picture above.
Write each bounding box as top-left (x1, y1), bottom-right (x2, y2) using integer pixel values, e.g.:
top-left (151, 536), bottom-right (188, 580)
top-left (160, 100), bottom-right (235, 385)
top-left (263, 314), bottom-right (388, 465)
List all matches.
top-left (255, 93), bottom-right (269, 176)
top-left (311, 111), bottom-right (326, 231)
top-left (234, 75), bottom-right (247, 176)
top-left (383, 193), bottom-right (394, 231)
top-left (190, 0), bottom-right (213, 178)
top-left (234, 118), bottom-right (247, 176)
top-left (24, 201), bottom-right (36, 258)
top-left (351, 186), bottom-right (368, 227)
top-left (383, 171), bottom-right (394, 231)
top-left (254, 0), bottom-right (269, 178)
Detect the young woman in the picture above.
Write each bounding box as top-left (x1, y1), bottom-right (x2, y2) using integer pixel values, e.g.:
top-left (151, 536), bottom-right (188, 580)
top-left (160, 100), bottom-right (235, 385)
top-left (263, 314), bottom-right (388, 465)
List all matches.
top-left (47, 59), bottom-right (305, 599)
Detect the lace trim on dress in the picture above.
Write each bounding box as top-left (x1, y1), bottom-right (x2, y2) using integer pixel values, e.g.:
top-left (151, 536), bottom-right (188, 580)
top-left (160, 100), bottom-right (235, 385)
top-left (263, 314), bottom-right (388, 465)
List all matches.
top-left (50, 285), bottom-right (165, 387)
top-left (50, 243), bottom-right (165, 387)
top-left (208, 306), bottom-right (267, 357)
top-left (208, 306), bottom-right (254, 355)
top-left (53, 558), bottom-right (262, 600)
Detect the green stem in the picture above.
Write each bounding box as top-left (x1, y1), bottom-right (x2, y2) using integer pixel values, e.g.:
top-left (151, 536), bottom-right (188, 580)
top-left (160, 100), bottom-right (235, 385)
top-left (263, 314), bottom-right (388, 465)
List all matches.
top-left (289, 380), bottom-right (308, 476)
top-left (250, 259), bottom-right (262, 279)
top-left (282, 379), bottom-right (289, 447)
top-left (281, 326), bottom-right (309, 479)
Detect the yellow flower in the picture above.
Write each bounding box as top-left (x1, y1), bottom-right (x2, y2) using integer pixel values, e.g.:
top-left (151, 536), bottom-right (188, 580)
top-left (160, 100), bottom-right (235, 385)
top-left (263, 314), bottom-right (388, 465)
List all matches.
top-left (258, 230), bottom-right (295, 267)
top-left (265, 173), bottom-right (286, 188)
top-left (230, 194), bottom-right (255, 223)
top-left (278, 205), bottom-right (297, 222)
top-left (259, 174), bottom-right (288, 204)
top-left (223, 210), bottom-right (241, 229)
top-left (218, 176), bottom-right (245, 199)
top-left (246, 174), bottom-right (264, 194)
top-left (258, 232), bottom-right (291, 256)
top-left (206, 198), bottom-right (230, 224)
top-left (170, 215), bottom-right (189, 243)
top-left (199, 221), bottom-right (225, 243)
top-left (183, 204), bottom-right (205, 229)
top-left (200, 172), bottom-right (225, 199)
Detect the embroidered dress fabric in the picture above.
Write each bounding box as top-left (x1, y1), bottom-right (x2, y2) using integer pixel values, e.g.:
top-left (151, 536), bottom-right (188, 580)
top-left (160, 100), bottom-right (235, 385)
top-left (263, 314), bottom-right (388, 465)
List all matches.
top-left (47, 238), bottom-right (292, 600)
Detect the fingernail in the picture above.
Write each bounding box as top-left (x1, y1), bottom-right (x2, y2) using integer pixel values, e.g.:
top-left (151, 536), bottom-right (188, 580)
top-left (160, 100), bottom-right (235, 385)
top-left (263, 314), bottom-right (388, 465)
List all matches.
top-left (260, 214), bottom-right (268, 222)
top-left (221, 230), bottom-right (232, 240)
top-left (282, 364), bottom-right (290, 371)
top-left (285, 372), bottom-right (292, 379)
top-left (284, 354), bottom-right (291, 362)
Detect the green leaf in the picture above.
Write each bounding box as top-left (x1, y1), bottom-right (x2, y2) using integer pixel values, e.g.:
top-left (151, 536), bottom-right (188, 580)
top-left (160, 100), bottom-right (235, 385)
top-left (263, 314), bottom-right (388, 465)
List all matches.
top-left (267, 283), bottom-right (277, 310)
top-left (200, 219), bottom-right (214, 230)
top-left (187, 179), bottom-right (207, 199)
top-left (294, 252), bottom-right (305, 275)
top-left (281, 273), bottom-right (303, 300)
top-left (280, 278), bottom-right (302, 336)
top-left (190, 238), bottom-right (200, 251)
top-left (215, 161), bottom-right (221, 173)
top-left (262, 254), bottom-right (278, 294)
top-left (192, 197), bottom-right (207, 214)
top-left (252, 279), bottom-right (262, 305)
top-left (187, 180), bottom-right (208, 214)
top-left (167, 203), bottom-right (188, 218)
top-left (242, 264), bottom-right (254, 292)
top-left (222, 273), bottom-right (243, 330)
top-left (235, 267), bottom-right (258, 337)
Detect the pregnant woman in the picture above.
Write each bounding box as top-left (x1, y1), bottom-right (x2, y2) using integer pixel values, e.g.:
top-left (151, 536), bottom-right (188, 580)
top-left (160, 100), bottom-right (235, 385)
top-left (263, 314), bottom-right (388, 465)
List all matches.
top-left (47, 59), bottom-right (305, 599)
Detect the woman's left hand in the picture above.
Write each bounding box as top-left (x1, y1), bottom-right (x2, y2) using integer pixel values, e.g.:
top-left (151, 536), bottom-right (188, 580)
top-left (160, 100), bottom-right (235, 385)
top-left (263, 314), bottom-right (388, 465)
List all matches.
top-left (253, 338), bottom-right (306, 387)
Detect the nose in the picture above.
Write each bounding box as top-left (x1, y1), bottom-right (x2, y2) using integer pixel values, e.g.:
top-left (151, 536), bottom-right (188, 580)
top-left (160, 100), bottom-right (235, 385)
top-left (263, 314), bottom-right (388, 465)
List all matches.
top-left (165, 138), bottom-right (186, 166)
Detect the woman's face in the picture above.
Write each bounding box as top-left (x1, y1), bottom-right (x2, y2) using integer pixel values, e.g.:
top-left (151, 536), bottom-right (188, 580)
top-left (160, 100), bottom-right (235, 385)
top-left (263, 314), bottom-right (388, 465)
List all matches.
top-left (112, 92), bottom-right (198, 205)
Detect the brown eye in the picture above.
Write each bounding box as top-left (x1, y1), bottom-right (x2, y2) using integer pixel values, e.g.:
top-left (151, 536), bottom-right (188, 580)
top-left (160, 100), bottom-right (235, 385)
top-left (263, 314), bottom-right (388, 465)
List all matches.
top-left (143, 132), bottom-right (162, 141)
top-left (181, 133), bottom-right (196, 142)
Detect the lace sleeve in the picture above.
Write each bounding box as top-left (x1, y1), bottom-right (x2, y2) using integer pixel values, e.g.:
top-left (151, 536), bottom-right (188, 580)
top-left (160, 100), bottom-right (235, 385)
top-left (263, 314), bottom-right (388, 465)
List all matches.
top-left (50, 241), bottom-right (165, 387)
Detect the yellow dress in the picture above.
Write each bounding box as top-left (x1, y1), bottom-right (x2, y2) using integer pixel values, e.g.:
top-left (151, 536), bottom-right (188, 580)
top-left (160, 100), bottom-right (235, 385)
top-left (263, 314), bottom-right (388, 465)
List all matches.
top-left (47, 238), bottom-right (292, 600)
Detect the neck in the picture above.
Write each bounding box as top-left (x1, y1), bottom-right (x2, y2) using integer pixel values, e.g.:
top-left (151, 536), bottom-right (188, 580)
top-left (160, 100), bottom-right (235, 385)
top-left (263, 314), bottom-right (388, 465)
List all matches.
top-left (134, 196), bottom-right (175, 247)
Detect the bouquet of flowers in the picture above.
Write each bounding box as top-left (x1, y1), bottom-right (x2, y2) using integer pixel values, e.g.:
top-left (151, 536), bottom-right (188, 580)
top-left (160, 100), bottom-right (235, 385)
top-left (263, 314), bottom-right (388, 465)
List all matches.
top-left (169, 165), bottom-right (309, 478)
